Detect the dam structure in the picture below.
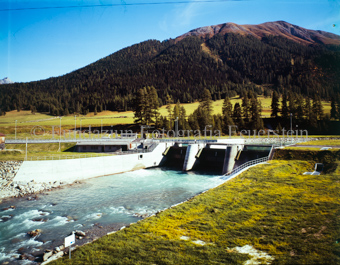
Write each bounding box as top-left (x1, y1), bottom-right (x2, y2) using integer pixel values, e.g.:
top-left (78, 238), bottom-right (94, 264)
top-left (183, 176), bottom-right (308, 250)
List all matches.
top-left (160, 139), bottom-right (272, 175)
top-left (12, 138), bottom-right (273, 184)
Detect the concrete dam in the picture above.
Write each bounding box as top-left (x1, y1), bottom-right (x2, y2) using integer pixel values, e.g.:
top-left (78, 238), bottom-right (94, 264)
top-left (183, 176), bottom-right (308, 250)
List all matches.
top-left (12, 139), bottom-right (273, 184)
top-left (160, 141), bottom-right (272, 175)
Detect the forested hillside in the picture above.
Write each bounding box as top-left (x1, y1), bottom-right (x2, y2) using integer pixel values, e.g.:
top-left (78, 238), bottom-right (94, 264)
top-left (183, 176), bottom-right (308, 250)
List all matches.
top-left (1, 21), bottom-right (339, 116)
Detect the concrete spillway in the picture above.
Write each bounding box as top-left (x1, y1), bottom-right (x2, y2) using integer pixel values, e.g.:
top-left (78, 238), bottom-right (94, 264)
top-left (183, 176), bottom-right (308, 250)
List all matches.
top-left (163, 141), bottom-right (271, 174)
top-left (183, 144), bottom-right (199, 171)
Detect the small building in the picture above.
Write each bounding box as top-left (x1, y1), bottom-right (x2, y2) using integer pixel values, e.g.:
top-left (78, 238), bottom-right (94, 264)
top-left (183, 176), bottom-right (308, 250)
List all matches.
top-left (0, 133), bottom-right (5, 150)
top-left (75, 139), bottom-right (136, 153)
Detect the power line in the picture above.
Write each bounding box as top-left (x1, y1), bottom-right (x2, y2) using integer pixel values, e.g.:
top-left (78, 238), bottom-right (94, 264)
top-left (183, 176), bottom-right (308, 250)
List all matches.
top-left (0, 0), bottom-right (242, 12)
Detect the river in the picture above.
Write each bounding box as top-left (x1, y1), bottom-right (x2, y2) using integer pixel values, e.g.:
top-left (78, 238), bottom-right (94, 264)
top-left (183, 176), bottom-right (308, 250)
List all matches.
top-left (0, 168), bottom-right (225, 264)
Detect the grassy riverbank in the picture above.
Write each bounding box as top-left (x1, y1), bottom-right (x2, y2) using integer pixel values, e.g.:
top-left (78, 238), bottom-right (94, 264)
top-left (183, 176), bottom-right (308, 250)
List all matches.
top-left (0, 143), bottom-right (106, 161)
top-left (51, 159), bottom-right (340, 265)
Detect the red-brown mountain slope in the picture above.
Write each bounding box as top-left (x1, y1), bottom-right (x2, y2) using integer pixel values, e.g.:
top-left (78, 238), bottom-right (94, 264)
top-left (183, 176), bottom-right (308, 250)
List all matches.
top-left (176, 21), bottom-right (340, 45)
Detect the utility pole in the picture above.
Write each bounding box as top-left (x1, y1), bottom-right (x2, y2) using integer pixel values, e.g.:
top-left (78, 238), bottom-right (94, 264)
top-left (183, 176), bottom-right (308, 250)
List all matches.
top-left (15, 120), bottom-right (17, 140)
top-left (175, 117), bottom-right (178, 138)
top-left (80, 118), bottom-right (82, 139)
top-left (74, 115), bottom-right (77, 139)
top-left (25, 137), bottom-right (28, 161)
top-left (58, 117), bottom-right (62, 152)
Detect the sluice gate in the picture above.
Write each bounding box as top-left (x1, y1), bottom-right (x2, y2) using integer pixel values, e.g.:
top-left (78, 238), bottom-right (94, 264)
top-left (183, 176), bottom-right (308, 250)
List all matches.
top-left (162, 142), bottom-right (272, 174)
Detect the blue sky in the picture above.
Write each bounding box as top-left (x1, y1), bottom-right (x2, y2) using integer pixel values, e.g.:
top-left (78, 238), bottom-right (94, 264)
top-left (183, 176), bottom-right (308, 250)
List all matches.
top-left (1, 0), bottom-right (339, 83)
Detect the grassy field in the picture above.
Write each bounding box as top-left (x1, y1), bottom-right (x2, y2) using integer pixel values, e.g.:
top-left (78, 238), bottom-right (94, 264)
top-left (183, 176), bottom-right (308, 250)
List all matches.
top-left (51, 159), bottom-right (340, 265)
top-left (0, 143), bottom-right (108, 161)
top-left (0, 96), bottom-right (332, 139)
top-left (296, 139), bottom-right (340, 146)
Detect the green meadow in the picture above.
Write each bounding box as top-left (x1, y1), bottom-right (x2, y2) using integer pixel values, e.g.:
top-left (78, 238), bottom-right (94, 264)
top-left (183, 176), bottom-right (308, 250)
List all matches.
top-left (0, 96), bottom-right (331, 138)
top-left (51, 157), bottom-right (340, 265)
top-left (0, 143), bottom-right (111, 161)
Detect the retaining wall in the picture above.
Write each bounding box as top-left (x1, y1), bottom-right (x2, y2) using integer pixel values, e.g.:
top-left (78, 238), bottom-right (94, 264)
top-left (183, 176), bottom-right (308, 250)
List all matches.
top-left (13, 143), bottom-right (168, 184)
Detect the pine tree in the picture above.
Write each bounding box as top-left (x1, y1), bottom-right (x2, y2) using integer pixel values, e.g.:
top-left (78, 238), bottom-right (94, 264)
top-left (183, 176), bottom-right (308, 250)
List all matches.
top-left (173, 100), bottom-right (180, 121)
top-left (287, 92), bottom-right (296, 117)
top-left (312, 95), bottom-right (323, 120)
top-left (222, 96), bottom-right (233, 117)
top-left (233, 102), bottom-right (244, 129)
top-left (270, 91), bottom-right (280, 118)
top-left (242, 94), bottom-right (250, 122)
top-left (330, 98), bottom-right (338, 119)
top-left (166, 94), bottom-right (173, 128)
top-left (200, 89), bottom-right (213, 117)
top-left (304, 97), bottom-right (312, 120)
top-left (145, 86), bottom-right (159, 125)
top-left (179, 106), bottom-right (187, 130)
top-left (281, 93), bottom-right (289, 119)
top-left (250, 97), bottom-right (263, 130)
top-left (133, 86), bottom-right (159, 125)
top-left (133, 88), bottom-right (146, 124)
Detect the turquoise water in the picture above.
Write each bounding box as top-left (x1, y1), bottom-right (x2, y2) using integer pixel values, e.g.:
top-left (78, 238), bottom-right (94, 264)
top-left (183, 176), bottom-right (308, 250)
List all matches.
top-left (0, 168), bottom-right (225, 264)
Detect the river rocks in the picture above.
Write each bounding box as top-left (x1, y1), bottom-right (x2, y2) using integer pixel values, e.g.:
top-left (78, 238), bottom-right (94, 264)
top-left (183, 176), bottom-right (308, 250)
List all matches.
top-left (43, 251), bottom-right (53, 261)
top-left (32, 217), bottom-right (48, 222)
top-left (27, 229), bottom-right (42, 238)
top-left (1, 178), bottom-right (64, 201)
top-left (19, 253), bottom-right (36, 261)
top-left (0, 215), bottom-right (13, 222)
top-left (0, 160), bottom-right (66, 201)
top-left (134, 213), bottom-right (151, 218)
top-left (75, 230), bottom-right (86, 239)
top-left (2, 205), bottom-right (15, 211)
top-left (0, 161), bottom-right (22, 185)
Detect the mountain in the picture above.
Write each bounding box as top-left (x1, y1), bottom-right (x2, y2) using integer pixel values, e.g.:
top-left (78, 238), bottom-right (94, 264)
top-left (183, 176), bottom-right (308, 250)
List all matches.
top-left (176, 21), bottom-right (340, 45)
top-left (0, 77), bottom-right (14, 85)
top-left (0, 21), bottom-right (339, 115)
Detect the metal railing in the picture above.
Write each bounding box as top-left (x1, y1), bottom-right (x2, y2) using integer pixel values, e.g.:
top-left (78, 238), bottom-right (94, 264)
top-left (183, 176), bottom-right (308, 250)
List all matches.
top-left (222, 156), bottom-right (269, 177)
top-left (158, 139), bottom-right (217, 144)
top-left (113, 141), bottom-right (159, 155)
top-left (6, 138), bottom-right (127, 144)
top-left (244, 137), bottom-right (310, 145)
top-left (26, 153), bottom-right (113, 161)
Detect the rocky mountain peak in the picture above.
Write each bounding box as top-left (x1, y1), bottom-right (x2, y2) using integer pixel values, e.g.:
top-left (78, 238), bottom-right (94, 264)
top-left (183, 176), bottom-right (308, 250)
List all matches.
top-left (176, 21), bottom-right (340, 45)
top-left (0, 77), bottom-right (14, 85)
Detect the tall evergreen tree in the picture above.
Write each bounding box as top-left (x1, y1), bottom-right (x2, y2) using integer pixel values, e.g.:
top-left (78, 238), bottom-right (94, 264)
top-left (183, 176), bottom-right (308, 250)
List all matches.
top-left (270, 91), bottom-right (280, 118)
top-left (312, 95), bottom-right (324, 120)
top-left (281, 93), bottom-right (289, 119)
top-left (242, 94), bottom-right (250, 122)
top-left (330, 98), bottom-right (338, 119)
top-left (287, 92), bottom-right (296, 117)
top-left (133, 86), bottom-right (159, 125)
top-left (250, 96), bottom-right (263, 130)
top-left (200, 89), bottom-right (213, 117)
top-left (304, 97), bottom-right (312, 120)
top-left (133, 88), bottom-right (146, 124)
top-left (222, 96), bottom-right (233, 117)
top-left (233, 102), bottom-right (244, 129)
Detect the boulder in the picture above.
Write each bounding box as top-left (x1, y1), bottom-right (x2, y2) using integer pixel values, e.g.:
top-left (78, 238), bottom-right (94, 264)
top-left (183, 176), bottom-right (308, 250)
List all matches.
top-left (27, 229), bottom-right (42, 237)
top-left (75, 230), bottom-right (86, 237)
top-left (43, 251), bottom-right (53, 261)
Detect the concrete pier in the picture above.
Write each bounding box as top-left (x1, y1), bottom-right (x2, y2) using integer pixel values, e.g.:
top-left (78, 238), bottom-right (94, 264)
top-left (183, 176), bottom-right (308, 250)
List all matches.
top-left (183, 144), bottom-right (199, 171)
top-left (222, 145), bottom-right (239, 175)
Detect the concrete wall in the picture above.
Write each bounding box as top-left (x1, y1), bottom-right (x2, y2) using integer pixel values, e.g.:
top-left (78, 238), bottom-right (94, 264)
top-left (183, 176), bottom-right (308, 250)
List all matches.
top-left (14, 143), bottom-right (168, 184)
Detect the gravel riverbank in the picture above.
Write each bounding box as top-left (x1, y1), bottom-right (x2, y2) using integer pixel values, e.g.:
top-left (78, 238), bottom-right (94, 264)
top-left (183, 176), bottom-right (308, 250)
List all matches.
top-left (0, 161), bottom-right (65, 203)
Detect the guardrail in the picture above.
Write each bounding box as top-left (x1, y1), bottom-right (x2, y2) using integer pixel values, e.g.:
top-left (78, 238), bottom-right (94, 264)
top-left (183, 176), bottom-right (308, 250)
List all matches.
top-left (113, 141), bottom-right (159, 155)
top-left (244, 137), bottom-right (311, 145)
top-left (26, 153), bottom-right (113, 161)
top-left (6, 138), bottom-right (127, 144)
top-left (222, 156), bottom-right (269, 177)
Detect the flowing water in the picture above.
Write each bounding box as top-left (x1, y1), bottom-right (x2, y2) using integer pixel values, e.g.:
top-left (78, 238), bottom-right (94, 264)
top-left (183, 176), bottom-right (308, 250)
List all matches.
top-left (0, 168), bottom-right (225, 264)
